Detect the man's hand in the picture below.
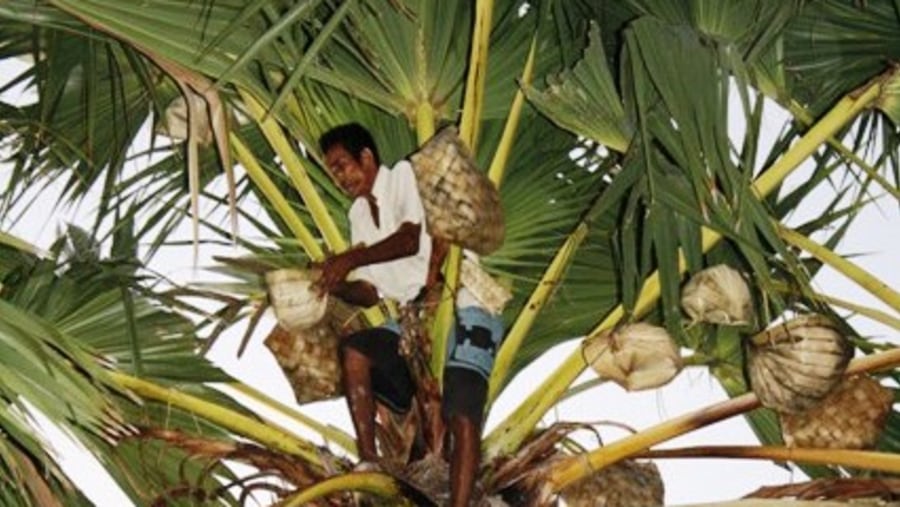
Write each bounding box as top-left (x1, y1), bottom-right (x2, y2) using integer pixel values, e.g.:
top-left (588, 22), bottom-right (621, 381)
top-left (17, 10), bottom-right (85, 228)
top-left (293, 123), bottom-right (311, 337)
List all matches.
top-left (315, 249), bottom-right (361, 294)
top-left (316, 221), bottom-right (422, 295)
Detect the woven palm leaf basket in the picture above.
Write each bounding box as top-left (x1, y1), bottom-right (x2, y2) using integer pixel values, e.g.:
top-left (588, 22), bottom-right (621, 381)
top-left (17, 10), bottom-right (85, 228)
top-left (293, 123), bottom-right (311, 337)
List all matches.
top-left (264, 299), bottom-right (366, 404)
top-left (560, 459), bottom-right (664, 507)
top-left (781, 374), bottom-right (893, 449)
top-left (409, 126), bottom-right (504, 255)
top-left (264, 322), bottom-right (341, 404)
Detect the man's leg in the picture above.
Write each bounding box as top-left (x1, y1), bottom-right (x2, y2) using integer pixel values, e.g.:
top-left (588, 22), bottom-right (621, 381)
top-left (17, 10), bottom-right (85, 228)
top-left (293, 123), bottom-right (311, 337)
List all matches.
top-left (341, 327), bottom-right (415, 463)
top-left (443, 307), bottom-right (504, 506)
top-left (443, 368), bottom-right (488, 507)
top-left (341, 342), bottom-right (379, 461)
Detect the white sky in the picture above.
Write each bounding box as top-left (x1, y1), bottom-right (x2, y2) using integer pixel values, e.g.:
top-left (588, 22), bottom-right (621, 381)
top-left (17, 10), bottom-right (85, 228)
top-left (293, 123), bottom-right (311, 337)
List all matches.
top-left (1, 55), bottom-right (898, 506)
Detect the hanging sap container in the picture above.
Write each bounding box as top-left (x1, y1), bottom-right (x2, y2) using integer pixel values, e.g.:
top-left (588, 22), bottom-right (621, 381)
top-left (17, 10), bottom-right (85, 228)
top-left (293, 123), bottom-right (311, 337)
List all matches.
top-left (409, 126), bottom-right (505, 255)
top-left (265, 268), bottom-right (328, 332)
top-left (747, 314), bottom-right (853, 414)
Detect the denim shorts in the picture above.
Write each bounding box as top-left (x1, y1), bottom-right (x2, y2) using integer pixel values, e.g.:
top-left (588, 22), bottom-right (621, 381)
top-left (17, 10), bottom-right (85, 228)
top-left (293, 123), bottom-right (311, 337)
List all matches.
top-left (444, 306), bottom-right (505, 380)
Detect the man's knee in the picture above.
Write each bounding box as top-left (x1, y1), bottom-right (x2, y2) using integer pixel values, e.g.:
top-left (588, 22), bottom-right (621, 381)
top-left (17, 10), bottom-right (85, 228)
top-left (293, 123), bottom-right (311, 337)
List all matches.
top-left (442, 367), bottom-right (488, 422)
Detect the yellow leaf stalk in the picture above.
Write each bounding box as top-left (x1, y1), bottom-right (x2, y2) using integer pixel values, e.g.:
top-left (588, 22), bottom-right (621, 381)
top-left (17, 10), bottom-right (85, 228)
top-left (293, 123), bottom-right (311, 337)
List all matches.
top-left (230, 134), bottom-right (324, 259)
top-left (239, 90), bottom-right (347, 254)
top-left (458, 0), bottom-right (494, 151)
top-left (640, 446), bottom-right (900, 475)
top-left (430, 247), bottom-right (460, 380)
top-left (224, 382), bottom-right (357, 456)
top-left (787, 100), bottom-right (900, 201)
top-left (470, 33), bottom-right (539, 386)
top-left (488, 222), bottom-right (589, 404)
top-left (281, 472), bottom-right (402, 507)
top-left (108, 372), bottom-right (325, 469)
top-left (779, 225), bottom-right (900, 314)
top-left (488, 36), bottom-right (538, 186)
top-left (765, 278), bottom-right (900, 331)
top-left (431, 0), bottom-right (494, 379)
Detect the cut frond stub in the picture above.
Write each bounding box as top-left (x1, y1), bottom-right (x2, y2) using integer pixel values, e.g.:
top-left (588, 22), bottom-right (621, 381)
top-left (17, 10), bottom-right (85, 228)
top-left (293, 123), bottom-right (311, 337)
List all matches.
top-left (781, 374), bottom-right (893, 450)
top-left (681, 264), bottom-right (754, 326)
top-left (583, 323), bottom-right (683, 391)
top-left (747, 315), bottom-right (853, 414)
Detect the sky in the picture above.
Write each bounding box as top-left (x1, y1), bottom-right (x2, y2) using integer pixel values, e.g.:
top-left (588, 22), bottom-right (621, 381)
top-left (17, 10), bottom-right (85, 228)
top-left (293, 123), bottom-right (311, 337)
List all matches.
top-left (1, 55), bottom-right (898, 506)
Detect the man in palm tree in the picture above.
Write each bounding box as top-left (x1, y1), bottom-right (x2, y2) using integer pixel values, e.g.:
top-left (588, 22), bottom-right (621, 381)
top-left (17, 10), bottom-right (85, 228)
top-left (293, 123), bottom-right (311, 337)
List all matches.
top-left (317, 123), bottom-right (503, 506)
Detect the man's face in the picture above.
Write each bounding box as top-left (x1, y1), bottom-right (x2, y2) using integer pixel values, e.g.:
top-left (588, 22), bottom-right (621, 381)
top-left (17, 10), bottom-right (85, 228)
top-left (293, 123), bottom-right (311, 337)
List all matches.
top-left (324, 143), bottom-right (377, 198)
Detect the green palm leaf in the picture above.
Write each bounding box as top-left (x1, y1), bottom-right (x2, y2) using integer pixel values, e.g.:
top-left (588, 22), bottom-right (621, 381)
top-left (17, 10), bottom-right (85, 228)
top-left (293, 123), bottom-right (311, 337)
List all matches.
top-left (525, 24), bottom-right (632, 153)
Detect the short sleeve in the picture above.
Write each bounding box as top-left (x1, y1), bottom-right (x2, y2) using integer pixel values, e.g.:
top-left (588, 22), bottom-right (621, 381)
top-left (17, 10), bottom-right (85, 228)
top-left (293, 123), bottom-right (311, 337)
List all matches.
top-left (389, 160), bottom-right (427, 226)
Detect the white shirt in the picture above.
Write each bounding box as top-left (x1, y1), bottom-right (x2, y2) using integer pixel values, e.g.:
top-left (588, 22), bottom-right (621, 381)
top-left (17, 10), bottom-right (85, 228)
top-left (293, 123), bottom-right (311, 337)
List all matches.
top-left (348, 160), bottom-right (432, 304)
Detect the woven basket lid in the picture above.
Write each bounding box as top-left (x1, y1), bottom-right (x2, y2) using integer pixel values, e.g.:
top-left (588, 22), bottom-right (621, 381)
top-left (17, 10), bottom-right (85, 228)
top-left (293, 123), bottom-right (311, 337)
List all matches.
top-left (265, 268), bottom-right (328, 331)
top-left (460, 256), bottom-right (512, 315)
top-left (409, 126), bottom-right (504, 255)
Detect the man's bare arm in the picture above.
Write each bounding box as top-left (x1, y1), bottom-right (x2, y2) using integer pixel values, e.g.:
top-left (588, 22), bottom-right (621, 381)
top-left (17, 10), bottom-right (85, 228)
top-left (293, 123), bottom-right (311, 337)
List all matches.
top-left (331, 279), bottom-right (380, 307)
top-left (318, 221), bottom-right (421, 293)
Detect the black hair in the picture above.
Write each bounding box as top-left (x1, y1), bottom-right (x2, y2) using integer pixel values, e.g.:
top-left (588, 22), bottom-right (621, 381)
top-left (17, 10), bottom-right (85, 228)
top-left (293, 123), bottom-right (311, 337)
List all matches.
top-left (318, 122), bottom-right (381, 166)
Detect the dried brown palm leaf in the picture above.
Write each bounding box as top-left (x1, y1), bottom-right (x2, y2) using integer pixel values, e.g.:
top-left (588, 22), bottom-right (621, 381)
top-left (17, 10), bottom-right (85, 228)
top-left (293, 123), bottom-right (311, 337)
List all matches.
top-left (156, 94), bottom-right (213, 145)
top-left (143, 51), bottom-right (239, 253)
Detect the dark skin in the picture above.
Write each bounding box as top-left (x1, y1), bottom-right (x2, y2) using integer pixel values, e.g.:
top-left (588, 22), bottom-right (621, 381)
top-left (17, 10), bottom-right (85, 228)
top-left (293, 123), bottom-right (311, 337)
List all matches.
top-left (320, 141), bottom-right (481, 507)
